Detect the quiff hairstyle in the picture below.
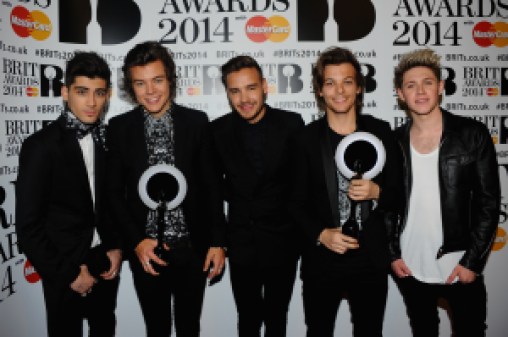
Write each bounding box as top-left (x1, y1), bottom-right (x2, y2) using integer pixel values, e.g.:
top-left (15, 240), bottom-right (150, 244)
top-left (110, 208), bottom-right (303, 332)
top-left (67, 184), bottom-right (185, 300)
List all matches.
top-left (312, 46), bottom-right (365, 113)
top-left (122, 41), bottom-right (177, 102)
top-left (220, 55), bottom-right (264, 87)
top-left (394, 48), bottom-right (441, 89)
top-left (65, 51), bottom-right (111, 88)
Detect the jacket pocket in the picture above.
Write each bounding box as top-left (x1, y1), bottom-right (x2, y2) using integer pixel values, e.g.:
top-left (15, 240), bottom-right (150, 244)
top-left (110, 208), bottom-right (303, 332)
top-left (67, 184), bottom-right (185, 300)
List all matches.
top-left (443, 153), bottom-right (474, 189)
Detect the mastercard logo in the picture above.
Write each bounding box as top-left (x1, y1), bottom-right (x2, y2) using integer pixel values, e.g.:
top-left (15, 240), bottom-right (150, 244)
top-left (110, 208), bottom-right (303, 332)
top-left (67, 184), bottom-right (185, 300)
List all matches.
top-left (245, 15), bottom-right (290, 43)
top-left (472, 21), bottom-right (508, 48)
top-left (11, 6), bottom-right (52, 41)
top-left (487, 88), bottom-right (499, 96)
top-left (492, 227), bottom-right (507, 251)
top-left (26, 87), bottom-right (39, 97)
top-left (186, 87), bottom-right (201, 96)
top-left (24, 259), bottom-right (41, 284)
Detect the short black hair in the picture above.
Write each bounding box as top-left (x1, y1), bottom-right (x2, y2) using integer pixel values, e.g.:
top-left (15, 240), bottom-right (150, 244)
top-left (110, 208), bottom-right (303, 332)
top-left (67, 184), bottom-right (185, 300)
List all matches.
top-left (65, 51), bottom-right (111, 88)
top-left (122, 41), bottom-right (177, 102)
top-left (221, 55), bottom-right (263, 88)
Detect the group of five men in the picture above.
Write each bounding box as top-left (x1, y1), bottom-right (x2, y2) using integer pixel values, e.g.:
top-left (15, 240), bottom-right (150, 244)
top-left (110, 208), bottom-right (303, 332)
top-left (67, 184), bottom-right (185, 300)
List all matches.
top-left (15, 41), bottom-right (499, 337)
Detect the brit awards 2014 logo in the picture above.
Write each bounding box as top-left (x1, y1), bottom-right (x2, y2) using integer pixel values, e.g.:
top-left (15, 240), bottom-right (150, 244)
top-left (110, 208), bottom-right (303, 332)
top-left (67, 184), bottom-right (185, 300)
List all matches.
top-left (462, 66), bottom-right (508, 97)
top-left (2, 59), bottom-right (64, 98)
top-left (297, 0), bottom-right (375, 41)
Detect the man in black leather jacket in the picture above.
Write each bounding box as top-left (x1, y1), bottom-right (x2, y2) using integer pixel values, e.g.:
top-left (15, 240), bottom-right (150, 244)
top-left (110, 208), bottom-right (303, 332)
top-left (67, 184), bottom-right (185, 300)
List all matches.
top-left (390, 48), bottom-right (500, 337)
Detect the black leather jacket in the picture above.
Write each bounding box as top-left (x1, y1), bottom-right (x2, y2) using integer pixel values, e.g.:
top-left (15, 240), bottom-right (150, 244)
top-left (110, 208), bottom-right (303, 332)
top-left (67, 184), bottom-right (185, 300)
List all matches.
top-left (389, 109), bottom-right (500, 274)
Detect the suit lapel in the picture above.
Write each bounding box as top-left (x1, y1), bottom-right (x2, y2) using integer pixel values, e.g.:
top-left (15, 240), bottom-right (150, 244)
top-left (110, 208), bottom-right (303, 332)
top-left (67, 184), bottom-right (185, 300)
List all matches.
top-left (319, 119), bottom-right (341, 228)
top-left (229, 113), bottom-right (261, 193)
top-left (260, 108), bottom-right (283, 180)
top-left (172, 105), bottom-right (184, 169)
top-left (57, 117), bottom-right (94, 210)
top-left (94, 142), bottom-right (106, 212)
top-left (231, 114), bottom-right (255, 171)
top-left (131, 108), bottom-right (150, 171)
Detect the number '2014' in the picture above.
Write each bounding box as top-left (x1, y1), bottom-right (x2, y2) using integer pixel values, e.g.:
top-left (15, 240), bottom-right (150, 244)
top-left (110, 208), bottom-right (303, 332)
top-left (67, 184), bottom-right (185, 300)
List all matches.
top-left (159, 17), bottom-right (232, 44)
top-left (393, 20), bottom-right (462, 46)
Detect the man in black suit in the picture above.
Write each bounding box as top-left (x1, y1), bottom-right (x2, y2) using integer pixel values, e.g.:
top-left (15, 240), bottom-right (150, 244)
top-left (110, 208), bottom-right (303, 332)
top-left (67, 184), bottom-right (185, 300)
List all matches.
top-left (289, 47), bottom-right (401, 337)
top-left (16, 52), bottom-right (122, 337)
top-left (211, 55), bottom-right (304, 337)
top-left (106, 41), bottom-right (226, 337)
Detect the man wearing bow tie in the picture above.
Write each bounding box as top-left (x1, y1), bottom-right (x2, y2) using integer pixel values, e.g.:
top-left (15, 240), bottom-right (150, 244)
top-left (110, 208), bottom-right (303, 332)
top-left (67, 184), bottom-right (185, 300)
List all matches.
top-left (16, 51), bottom-right (122, 337)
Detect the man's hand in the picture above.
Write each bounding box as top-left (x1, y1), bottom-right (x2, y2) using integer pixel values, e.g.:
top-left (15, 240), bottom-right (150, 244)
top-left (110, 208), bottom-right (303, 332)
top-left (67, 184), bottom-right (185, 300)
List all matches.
top-left (446, 264), bottom-right (476, 284)
top-left (319, 228), bottom-right (359, 254)
top-left (135, 238), bottom-right (167, 276)
top-left (203, 247), bottom-right (226, 280)
top-left (391, 259), bottom-right (412, 278)
top-left (348, 178), bottom-right (380, 201)
top-left (70, 265), bottom-right (97, 295)
top-left (101, 248), bottom-right (122, 280)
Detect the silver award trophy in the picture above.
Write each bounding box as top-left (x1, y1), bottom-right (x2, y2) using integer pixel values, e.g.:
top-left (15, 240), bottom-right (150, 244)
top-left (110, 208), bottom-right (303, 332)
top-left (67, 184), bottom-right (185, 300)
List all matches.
top-left (335, 132), bottom-right (386, 239)
top-left (138, 164), bottom-right (187, 262)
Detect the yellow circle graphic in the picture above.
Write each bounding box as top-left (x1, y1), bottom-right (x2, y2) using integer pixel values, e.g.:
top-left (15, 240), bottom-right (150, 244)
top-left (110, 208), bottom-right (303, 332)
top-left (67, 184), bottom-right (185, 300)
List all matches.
top-left (29, 10), bottom-right (52, 41)
top-left (268, 16), bottom-right (290, 43)
top-left (493, 21), bottom-right (508, 47)
top-left (492, 227), bottom-right (507, 251)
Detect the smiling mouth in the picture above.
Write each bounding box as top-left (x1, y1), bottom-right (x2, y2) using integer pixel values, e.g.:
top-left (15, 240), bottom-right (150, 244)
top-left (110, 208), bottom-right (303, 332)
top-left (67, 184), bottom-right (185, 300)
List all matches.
top-left (239, 103), bottom-right (255, 111)
top-left (333, 97), bottom-right (347, 104)
top-left (145, 97), bottom-right (160, 104)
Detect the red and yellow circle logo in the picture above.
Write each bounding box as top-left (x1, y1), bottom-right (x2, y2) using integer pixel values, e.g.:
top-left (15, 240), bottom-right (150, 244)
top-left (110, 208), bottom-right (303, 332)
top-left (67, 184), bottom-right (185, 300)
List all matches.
top-left (245, 15), bottom-right (290, 43)
top-left (492, 227), bottom-right (507, 251)
top-left (486, 87), bottom-right (499, 96)
top-left (11, 6), bottom-right (52, 41)
top-left (472, 21), bottom-right (508, 48)
top-left (186, 87), bottom-right (201, 96)
top-left (26, 87), bottom-right (39, 97)
top-left (24, 259), bottom-right (41, 284)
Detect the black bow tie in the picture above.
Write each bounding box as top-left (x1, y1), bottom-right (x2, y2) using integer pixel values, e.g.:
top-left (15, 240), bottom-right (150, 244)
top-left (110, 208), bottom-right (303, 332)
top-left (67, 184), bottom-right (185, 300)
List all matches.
top-left (63, 111), bottom-right (107, 149)
top-left (75, 123), bottom-right (98, 139)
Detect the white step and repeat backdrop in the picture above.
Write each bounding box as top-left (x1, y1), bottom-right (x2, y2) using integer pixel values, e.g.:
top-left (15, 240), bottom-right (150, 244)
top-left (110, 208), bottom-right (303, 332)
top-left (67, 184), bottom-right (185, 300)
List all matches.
top-left (1, 1), bottom-right (507, 336)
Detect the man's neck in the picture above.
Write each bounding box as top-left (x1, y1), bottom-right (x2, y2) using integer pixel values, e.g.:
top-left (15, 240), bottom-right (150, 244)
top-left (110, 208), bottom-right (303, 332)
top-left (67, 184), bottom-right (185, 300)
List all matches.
top-left (410, 108), bottom-right (443, 154)
top-left (326, 111), bottom-right (356, 135)
top-left (411, 107), bottom-right (443, 134)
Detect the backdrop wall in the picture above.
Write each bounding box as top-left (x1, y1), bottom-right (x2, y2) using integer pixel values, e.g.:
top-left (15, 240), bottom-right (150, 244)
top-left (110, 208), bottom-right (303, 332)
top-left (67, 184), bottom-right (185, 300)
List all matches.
top-left (1, 1), bottom-right (507, 336)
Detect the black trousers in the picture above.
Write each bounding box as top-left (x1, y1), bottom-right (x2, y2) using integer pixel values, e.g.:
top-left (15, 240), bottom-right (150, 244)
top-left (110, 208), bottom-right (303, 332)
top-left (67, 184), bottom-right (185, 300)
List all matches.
top-left (396, 275), bottom-right (487, 337)
top-left (42, 274), bottom-right (120, 337)
top-left (302, 270), bottom-right (388, 337)
top-left (229, 260), bottom-right (298, 337)
top-left (130, 247), bottom-right (207, 337)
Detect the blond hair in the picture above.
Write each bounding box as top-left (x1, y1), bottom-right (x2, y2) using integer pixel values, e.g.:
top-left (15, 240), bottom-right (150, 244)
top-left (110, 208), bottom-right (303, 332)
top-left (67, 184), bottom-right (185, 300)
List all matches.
top-left (394, 48), bottom-right (441, 89)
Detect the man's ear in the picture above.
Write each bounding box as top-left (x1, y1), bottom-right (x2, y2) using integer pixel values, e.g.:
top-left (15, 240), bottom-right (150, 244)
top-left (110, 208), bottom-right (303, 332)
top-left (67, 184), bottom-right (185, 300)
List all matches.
top-left (396, 88), bottom-right (405, 103)
top-left (438, 80), bottom-right (444, 96)
top-left (61, 85), bottom-right (69, 102)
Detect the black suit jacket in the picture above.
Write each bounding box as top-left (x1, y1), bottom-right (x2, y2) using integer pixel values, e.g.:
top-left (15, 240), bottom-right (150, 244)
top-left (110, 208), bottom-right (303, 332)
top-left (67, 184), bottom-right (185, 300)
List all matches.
top-left (289, 115), bottom-right (401, 276)
top-left (211, 106), bottom-right (304, 266)
top-left (16, 115), bottom-right (120, 288)
top-left (106, 104), bottom-right (225, 257)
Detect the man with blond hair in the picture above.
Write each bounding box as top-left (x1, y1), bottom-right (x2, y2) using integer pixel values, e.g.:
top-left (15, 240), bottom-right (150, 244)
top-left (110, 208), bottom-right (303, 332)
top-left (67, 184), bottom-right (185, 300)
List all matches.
top-left (390, 48), bottom-right (500, 337)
